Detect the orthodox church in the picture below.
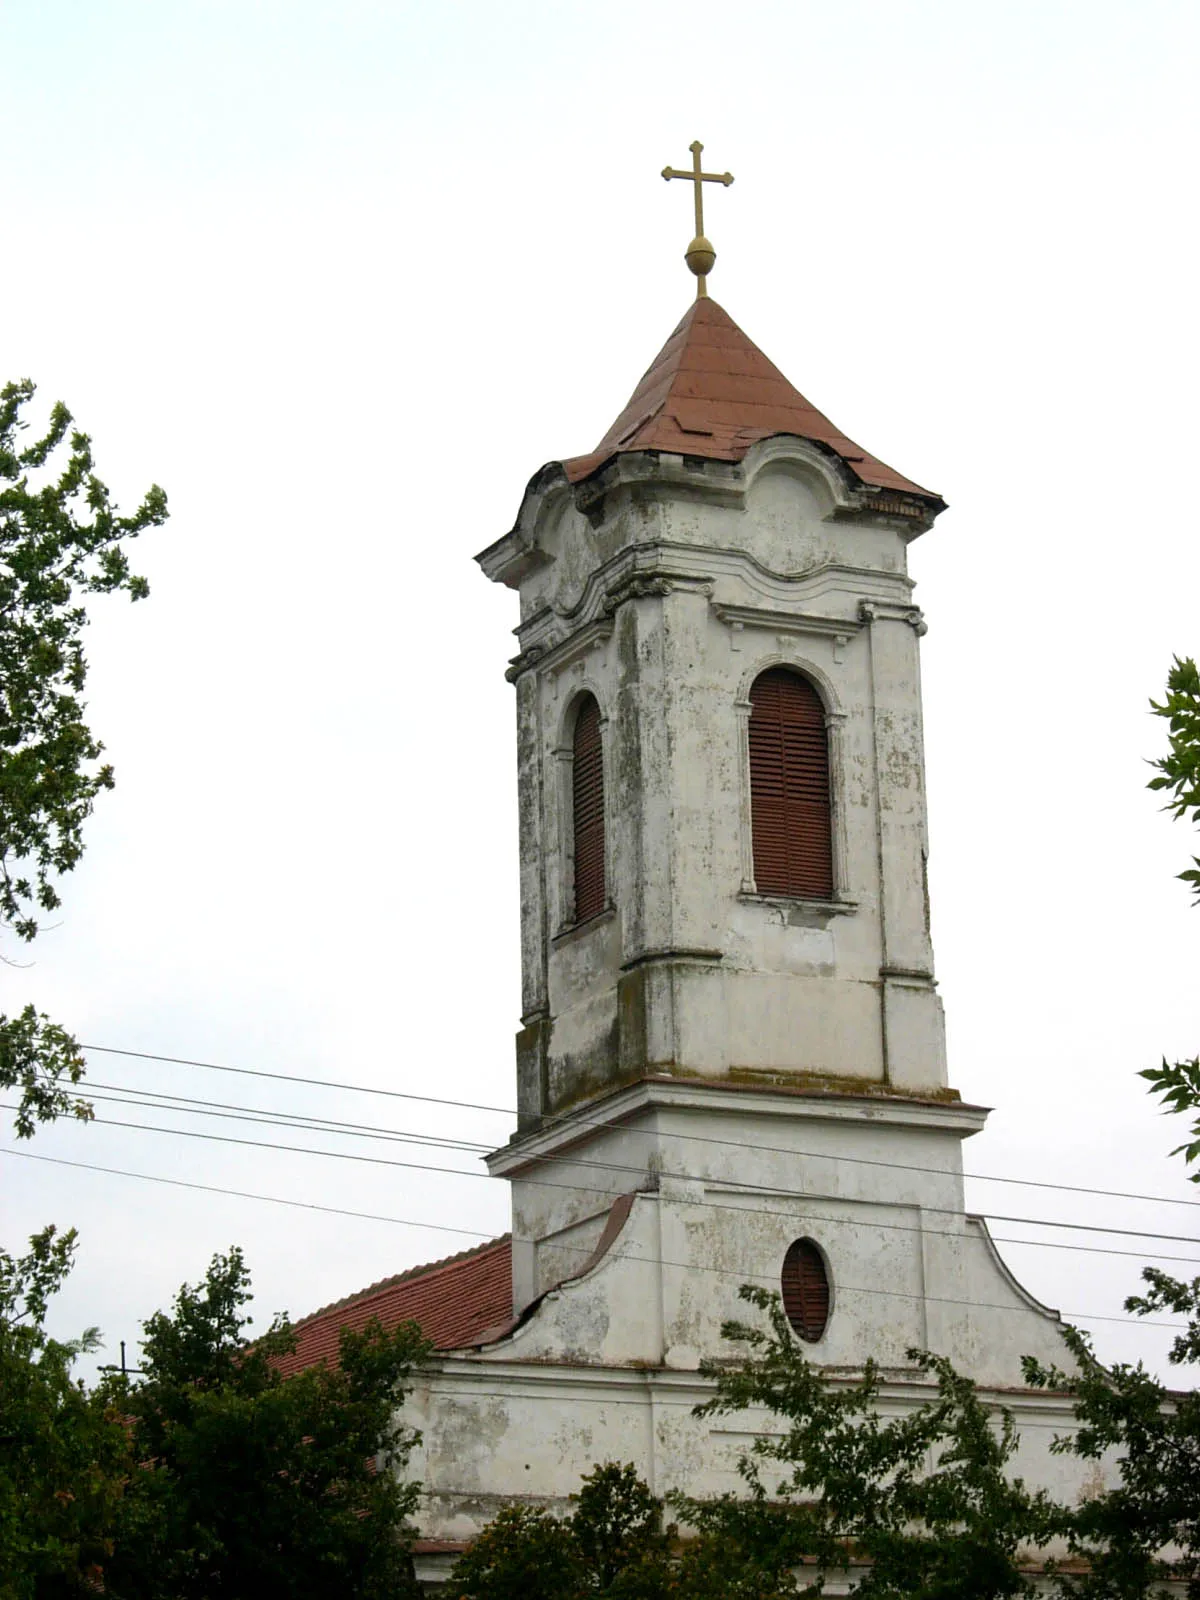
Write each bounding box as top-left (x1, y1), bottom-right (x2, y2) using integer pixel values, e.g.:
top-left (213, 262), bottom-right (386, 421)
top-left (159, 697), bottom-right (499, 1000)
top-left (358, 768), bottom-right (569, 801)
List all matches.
top-left (284, 147), bottom-right (1094, 1585)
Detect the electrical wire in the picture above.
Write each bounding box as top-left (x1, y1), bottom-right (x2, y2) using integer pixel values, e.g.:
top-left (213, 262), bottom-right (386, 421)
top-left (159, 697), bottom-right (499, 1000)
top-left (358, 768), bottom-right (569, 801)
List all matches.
top-left (73, 1081), bottom-right (1200, 1260)
top-left (4, 1145), bottom-right (1188, 1334)
top-left (45, 1085), bottom-right (1200, 1251)
top-left (79, 1041), bottom-right (1200, 1214)
top-left (10, 1098), bottom-right (1200, 1253)
top-left (4, 1146), bottom-right (492, 1243)
top-left (80, 1079), bottom-right (491, 1155)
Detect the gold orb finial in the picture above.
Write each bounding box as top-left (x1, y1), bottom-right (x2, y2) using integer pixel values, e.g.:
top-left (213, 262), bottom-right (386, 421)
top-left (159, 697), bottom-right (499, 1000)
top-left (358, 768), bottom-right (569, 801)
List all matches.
top-left (685, 235), bottom-right (717, 279)
top-left (662, 140), bottom-right (733, 298)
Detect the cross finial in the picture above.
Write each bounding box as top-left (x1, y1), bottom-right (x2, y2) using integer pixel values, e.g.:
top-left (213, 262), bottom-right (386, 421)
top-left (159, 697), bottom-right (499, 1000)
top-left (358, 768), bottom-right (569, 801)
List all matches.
top-left (661, 140), bottom-right (734, 298)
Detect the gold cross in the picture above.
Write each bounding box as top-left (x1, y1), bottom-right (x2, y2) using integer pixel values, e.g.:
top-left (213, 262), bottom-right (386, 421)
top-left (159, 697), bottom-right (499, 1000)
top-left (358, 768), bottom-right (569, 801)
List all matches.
top-left (661, 140), bottom-right (734, 297)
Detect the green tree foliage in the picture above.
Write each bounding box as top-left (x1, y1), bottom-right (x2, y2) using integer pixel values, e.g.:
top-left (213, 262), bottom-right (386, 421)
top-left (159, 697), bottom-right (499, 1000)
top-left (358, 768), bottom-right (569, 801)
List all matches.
top-left (1140, 655), bottom-right (1200, 1169)
top-left (0, 377), bottom-right (166, 1135)
top-left (1149, 655), bottom-right (1200, 903)
top-left (674, 1286), bottom-right (1059, 1600)
top-left (572, 1463), bottom-right (671, 1597)
top-left (2, 1239), bottom-right (431, 1599)
top-left (1024, 1304), bottom-right (1200, 1599)
top-left (103, 1246), bottom-right (431, 1600)
top-left (451, 1462), bottom-right (671, 1600)
top-left (451, 1505), bottom-right (585, 1600)
top-left (0, 1226), bottom-right (130, 1599)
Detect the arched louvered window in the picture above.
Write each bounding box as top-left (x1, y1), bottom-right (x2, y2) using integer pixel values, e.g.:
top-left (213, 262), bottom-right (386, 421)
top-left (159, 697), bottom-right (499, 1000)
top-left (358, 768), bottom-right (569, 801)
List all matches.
top-left (781, 1238), bottom-right (830, 1342)
top-left (749, 668), bottom-right (833, 899)
top-left (572, 694), bottom-right (605, 923)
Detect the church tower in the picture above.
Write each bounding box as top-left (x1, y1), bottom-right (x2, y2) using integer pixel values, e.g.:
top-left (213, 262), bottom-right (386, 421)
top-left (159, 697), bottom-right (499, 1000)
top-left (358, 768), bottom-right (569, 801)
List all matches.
top-left (286, 152), bottom-right (1094, 1574)
top-left (476, 149), bottom-right (997, 1330)
top-left (287, 153), bottom-right (1091, 1569)
top-left (479, 294), bottom-right (948, 1120)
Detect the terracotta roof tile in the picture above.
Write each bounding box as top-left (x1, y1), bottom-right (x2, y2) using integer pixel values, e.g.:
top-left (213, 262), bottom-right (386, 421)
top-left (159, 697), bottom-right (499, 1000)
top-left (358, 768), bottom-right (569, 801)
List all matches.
top-left (276, 1236), bottom-right (513, 1377)
top-left (561, 297), bottom-right (940, 504)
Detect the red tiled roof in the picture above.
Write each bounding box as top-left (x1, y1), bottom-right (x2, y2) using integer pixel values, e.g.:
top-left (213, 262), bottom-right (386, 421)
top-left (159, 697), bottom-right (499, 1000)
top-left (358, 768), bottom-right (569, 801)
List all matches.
top-left (276, 1236), bottom-right (513, 1378)
top-left (561, 297), bottom-right (940, 503)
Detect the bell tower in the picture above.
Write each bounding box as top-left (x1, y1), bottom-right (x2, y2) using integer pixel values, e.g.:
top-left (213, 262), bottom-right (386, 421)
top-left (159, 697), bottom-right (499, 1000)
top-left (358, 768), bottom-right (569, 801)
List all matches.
top-left (478, 295), bottom-right (949, 1128)
top-left (394, 162), bottom-right (1077, 1534)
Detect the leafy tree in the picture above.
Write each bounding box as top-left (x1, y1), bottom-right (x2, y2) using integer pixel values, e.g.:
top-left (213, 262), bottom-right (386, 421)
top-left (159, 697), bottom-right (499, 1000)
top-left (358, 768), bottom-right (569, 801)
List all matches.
top-left (1149, 655), bottom-right (1200, 904)
top-left (103, 1246), bottom-right (430, 1600)
top-left (0, 1226), bottom-right (131, 1599)
top-left (673, 1286), bottom-right (1059, 1600)
top-left (572, 1462), bottom-right (671, 1597)
top-left (1135, 656), bottom-right (1200, 1171)
top-left (1024, 1304), bottom-right (1200, 1599)
top-left (451, 1462), bottom-right (671, 1600)
top-left (451, 1504), bottom-right (585, 1600)
top-left (0, 377), bottom-right (166, 1136)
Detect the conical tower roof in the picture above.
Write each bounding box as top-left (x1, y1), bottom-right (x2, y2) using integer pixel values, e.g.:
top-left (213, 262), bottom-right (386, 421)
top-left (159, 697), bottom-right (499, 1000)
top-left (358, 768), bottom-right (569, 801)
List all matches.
top-left (561, 297), bottom-right (940, 506)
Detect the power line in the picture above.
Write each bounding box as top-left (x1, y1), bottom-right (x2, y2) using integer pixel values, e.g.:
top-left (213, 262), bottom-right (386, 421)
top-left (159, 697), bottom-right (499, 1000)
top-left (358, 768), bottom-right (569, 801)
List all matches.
top-left (81, 1042), bottom-right (513, 1114)
top-left (8, 1139), bottom-right (1198, 1271)
top-left (79, 1041), bottom-right (1200, 1215)
top-left (81, 1079), bottom-right (490, 1155)
top-left (49, 1084), bottom-right (1200, 1251)
top-left (12, 1099), bottom-right (1200, 1254)
top-left (4, 1145), bottom-right (1186, 1335)
top-left (3, 1146), bottom-right (492, 1243)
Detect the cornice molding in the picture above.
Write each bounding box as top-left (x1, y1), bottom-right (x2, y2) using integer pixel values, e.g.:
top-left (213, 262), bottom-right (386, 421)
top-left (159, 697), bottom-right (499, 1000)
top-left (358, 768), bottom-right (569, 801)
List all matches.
top-left (515, 542), bottom-right (912, 644)
top-left (713, 602), bottom-right (866, 642)
top-left (572, 449), bottom-right (746, 514)
top-left (859, 598), bottom-right (928, 636)
top-left (486, 1076), bottom-right (989, 1178)
top-left (501, 546), bottom-right (922, 682)
top-left (506, 617), bottom-right (614, 684)
top-left (483, 437), bottom-right (943, 595)
top-left (420, 1353), bottom-right (1077, 1414)
top-left (575, 439), bottom-right (940, 534)
top-left (601, 567), bottom-right (714, 610)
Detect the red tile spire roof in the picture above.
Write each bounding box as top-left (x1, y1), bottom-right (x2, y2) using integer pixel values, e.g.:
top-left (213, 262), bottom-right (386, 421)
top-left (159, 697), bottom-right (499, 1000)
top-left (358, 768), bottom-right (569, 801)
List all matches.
top-left (561, 296), bottom-right (939, 504)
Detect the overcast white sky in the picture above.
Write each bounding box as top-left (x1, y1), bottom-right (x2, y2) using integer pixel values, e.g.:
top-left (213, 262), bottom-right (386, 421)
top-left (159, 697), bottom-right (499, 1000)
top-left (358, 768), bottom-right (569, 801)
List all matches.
top-left (2, 0), bottom-right (1198, 1383)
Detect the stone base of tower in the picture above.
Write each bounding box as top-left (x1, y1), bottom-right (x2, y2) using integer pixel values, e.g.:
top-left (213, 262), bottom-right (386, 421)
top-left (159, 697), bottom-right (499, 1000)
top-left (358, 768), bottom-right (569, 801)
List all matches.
top-left (398, 1082), bottom-right (1104, 1567)
top-left (490, 1076), bottom-right (1024, 1356)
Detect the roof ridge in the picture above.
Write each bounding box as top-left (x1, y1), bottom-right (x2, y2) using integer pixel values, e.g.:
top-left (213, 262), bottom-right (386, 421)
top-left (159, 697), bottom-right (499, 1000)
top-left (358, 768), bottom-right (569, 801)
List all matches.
top-left (289, 1234), bottom-right (511, 1331)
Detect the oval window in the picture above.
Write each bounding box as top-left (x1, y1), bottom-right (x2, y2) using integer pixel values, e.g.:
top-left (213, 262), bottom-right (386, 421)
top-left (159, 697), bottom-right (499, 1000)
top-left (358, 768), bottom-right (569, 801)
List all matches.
top-left (781, 1238), bottom-right (830, 1342)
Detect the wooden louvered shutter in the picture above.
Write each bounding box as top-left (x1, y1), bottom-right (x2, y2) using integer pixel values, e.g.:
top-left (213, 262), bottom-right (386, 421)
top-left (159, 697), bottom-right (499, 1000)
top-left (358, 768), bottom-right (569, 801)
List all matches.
top-left (572, 696), bottom-right (605, 923)
top-left (781, 1238), bottom-right (830, 1342)
top-left (749, 669), bottom-right (833, 899)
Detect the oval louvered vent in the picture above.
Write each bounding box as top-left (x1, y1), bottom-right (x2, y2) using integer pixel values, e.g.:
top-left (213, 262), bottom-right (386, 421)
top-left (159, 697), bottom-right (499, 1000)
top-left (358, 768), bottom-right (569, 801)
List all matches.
top-left (781, 1238), bottom-right (830, 1342)
top-left (572, 695), bottom-right (605, 923)
top-left (749, 668), bottom-right (833, 899)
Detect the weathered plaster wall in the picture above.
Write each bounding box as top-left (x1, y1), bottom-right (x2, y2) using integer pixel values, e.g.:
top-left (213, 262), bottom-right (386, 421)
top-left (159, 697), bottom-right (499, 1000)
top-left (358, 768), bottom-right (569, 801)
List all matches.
top-left (404, 1155), bottom-right (1099, 1556)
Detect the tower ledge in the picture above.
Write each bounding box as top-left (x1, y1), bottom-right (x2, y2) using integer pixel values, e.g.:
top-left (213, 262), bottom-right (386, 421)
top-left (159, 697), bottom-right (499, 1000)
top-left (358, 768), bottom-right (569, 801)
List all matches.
top-left (487, 1074), bottom-right (986, 1182)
